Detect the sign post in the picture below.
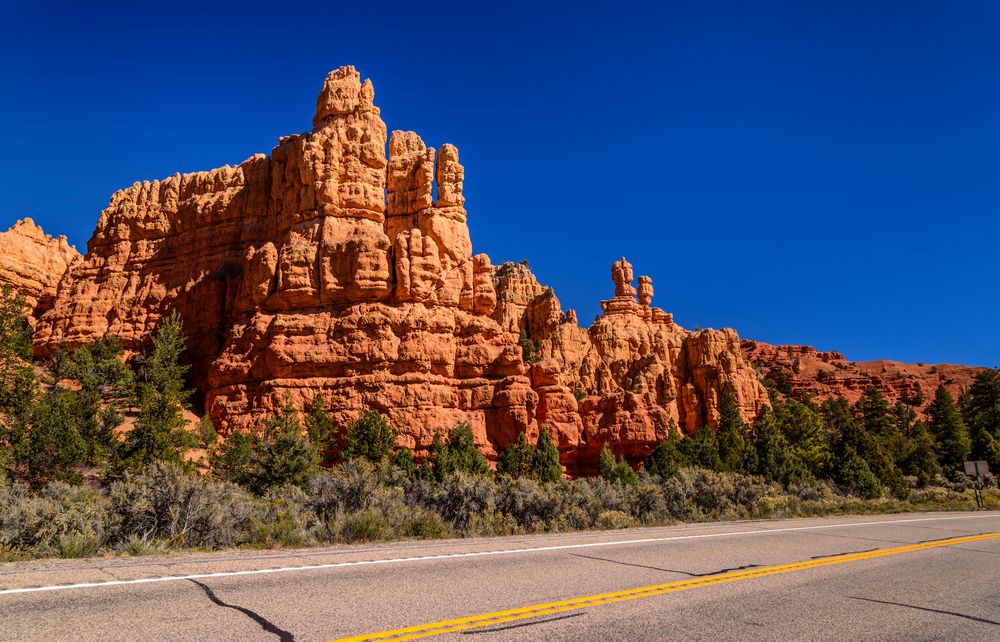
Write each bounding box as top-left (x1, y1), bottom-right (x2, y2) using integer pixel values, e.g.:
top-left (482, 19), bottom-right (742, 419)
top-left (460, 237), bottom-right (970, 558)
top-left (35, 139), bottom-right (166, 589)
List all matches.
top-left (964, 460), bottom-right (990, 509)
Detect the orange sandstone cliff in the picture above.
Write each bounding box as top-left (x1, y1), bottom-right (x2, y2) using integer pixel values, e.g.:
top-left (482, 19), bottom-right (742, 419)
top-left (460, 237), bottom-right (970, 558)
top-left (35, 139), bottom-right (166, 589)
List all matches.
top-left (0, 219), bottom-right (79, 323)
top-left (2, 67), bottom-right (982, 472)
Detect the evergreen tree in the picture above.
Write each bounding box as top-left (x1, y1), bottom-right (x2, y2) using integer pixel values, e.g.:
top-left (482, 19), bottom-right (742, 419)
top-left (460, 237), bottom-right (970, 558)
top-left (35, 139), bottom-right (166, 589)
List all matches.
top-left (598, 443), bottom-right (637, 486)
top-left (772, 398), bottom-right (832, 478)
top-left (644, 424), bottom-right (688, 480)
top-left (343, 410), bottom-right (398, 463)
top-left (393, 446), bottom-right (419, 479)
top-left (824, 396), bottom-right (905, 498)
top-left (116, 312), bottom-right (195, 473)
top-left (14, 389), bottom-right (87, 484)
top-left (497, 432), bottom-right (534, 478)
top-left (678, 425), bottom-right (722, 471)
top-left (962, 370), bottom-right (1000, 470)
top-left (856, 387), bottom-right (905, 466)
top-left (837, 448), bottom-right (883, 499)
top-left (0, 284), bottom-right (36, 418)
top-left (716, 383), bottom-right (756, 474)
top-left (753, 407), bottom-right (813, 487)
top-left (903, 422), bottom-right (940, 487)
top-left (304, 396), bottom-right (336, 466)
top-left (210, 431), bottom-right (255, 486)
top-left (532, 428), bottom-right (563, 482)
top-left (927, 386), bottom-right (970, 478)
top-left (431, 423), bottom-right (489, 480)
top-left (198, 415), bottom-right (218, 450)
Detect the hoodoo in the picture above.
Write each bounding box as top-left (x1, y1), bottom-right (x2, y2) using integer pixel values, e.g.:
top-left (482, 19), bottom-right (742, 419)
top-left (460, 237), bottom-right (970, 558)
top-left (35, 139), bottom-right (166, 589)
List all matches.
top-left (0, 66), bottom-right (977, 473)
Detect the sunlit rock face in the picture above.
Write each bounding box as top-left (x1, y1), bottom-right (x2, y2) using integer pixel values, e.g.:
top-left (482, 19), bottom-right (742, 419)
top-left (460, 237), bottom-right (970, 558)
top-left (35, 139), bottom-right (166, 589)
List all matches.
top-left (28, 66), bottom-right (772, 474)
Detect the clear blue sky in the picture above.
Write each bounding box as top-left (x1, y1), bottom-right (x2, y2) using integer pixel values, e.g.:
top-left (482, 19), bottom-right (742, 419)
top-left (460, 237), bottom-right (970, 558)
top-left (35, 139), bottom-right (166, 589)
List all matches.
top-left (1, 1), bottom-right (997, 366)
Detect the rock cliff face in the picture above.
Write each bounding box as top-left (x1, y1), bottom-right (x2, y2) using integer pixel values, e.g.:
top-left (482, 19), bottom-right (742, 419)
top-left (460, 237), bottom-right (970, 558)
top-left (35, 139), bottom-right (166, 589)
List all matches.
top-left (17, 65), bottom-right (969, 474)
top-left (497, 258), bottom-right (770, 471)
top-left (740, 340), bottom-right (983, 416)
top-left (0, 219), bottom-right (79, 323)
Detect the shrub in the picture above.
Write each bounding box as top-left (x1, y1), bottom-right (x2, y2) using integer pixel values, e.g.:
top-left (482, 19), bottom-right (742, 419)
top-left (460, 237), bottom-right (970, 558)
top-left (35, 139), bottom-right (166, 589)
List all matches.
top-left (595, 510), bottom-right (636, 530)
top-left (399, 511), bottom-right (450, 540)
top-left (465, 509), bottom-right (523, 537)
top-left (406, 473), bottom-right (495, 530)
top-left (333, 508), bottom-right (388, 543)
top-left (108, 463), bottom-right (252, 548)
top-left (246, 485), bottom-right (317, 548)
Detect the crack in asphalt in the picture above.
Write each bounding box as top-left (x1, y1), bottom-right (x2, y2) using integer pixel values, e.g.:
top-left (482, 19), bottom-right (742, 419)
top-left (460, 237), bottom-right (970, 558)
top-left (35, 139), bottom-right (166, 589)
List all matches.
top-left (189, 580), bottom-right (296, 641)
top-left (571, 552), bottom-right (760, 577)
top-left (849, 596), bottom-right (1000, 626)
top-left (461, 612), bottom-right (585, 634)
top-left (810, 548), bottom-right (878, 559)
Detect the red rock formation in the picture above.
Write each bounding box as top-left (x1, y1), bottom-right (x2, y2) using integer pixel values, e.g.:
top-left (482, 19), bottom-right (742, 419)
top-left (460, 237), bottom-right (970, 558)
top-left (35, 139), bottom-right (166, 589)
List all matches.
top-left (20, 65), bottom-right (980, 475)
top-left (740, 339), bottom-right (984, 416)
top-left (499, 259), bottom-right (770, 471)
top-left (0, 219), bottom-right (79, 322)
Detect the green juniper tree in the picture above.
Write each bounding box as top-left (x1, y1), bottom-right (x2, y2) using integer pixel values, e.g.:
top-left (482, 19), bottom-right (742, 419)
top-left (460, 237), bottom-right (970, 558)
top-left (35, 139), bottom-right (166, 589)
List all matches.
top-left (431, 422), bottom-right (489, 480)
top-left (753, 406), bottom-right (813, 487)
top-left (598, 443), bottom-right (637, 486)
top-left (678, 425), bottom-right (722, 471)
top-left (532, 428), bottom-right (563, 483)
top-left (902, 422), bottom-right (940, 487)
top-left (304, 396), bottom-right (336, 466)
top-left (771, 398), bottom-right (832, 478)
top-left (0, 284), bottom-right (36, 418)
top-left (343, 410), bottom-right (398, 464)
top-left (497, 432), bottom-right (534, 478)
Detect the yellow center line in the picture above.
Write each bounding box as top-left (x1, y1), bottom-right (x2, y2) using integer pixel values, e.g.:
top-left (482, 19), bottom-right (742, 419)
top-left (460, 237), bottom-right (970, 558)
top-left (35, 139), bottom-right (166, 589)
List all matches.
top-left (331, 531), bottom-right (1000, 641)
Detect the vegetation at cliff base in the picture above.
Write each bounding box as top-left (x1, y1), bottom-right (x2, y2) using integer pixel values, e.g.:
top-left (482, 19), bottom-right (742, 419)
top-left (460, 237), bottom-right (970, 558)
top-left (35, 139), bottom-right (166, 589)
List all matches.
top-left (0, 286), bottom-right (998, 561)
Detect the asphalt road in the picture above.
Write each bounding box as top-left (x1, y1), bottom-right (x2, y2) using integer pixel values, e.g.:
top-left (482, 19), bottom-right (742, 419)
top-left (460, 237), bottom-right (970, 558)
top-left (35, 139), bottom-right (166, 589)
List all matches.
top-left (2, 511), bottom-right (999, 641)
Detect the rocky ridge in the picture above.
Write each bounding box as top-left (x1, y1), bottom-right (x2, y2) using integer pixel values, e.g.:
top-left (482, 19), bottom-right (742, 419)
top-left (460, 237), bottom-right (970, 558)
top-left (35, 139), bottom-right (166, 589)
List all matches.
top-left (0, 219), bottom-right (79, 323)
top-left (1, 66), bottom-right (985, 473)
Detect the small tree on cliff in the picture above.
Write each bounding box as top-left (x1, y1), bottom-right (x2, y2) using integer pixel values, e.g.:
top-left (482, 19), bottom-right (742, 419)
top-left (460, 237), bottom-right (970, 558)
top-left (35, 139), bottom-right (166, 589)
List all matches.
top-left (927, 386), bottom-right (970, 478)
top-left (116, 312), bottom-right (196, 474)
top-left (716, 383), bottom-right (757, 474)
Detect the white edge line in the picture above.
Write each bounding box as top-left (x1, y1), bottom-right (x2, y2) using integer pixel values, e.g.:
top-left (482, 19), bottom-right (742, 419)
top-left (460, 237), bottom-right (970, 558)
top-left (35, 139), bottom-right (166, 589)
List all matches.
top-left (1, 513), bottom-right (995, 596)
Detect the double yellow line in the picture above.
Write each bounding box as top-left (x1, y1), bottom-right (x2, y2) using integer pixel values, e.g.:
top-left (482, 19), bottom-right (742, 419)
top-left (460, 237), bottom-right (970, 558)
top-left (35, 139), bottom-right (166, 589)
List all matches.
top-left (332, 531), bottom-right (1000, 641)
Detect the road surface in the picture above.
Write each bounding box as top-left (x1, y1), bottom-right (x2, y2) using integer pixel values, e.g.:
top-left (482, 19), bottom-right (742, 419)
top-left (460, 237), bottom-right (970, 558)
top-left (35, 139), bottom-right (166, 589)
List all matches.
top-left (1, 511), bottom-right (998, 641)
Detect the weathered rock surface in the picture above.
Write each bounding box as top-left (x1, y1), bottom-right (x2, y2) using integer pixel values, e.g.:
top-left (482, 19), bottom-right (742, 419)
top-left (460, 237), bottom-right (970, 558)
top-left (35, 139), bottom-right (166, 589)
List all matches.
top-left (503, 259), bottom-right (770, 472)
top-left (14, 66), bottom-right (982, 474)
top-left (740, 339), bottom-right (984, 416)
top-left (0, 219), bottom-right (79, 322)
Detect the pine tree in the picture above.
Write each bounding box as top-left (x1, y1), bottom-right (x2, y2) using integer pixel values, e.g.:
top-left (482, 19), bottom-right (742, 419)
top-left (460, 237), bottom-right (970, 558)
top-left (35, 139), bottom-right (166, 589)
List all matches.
top-left (678, 425), bottom-right (722, 471)
top-left (837, 447), bottom-right (883, 499)
top-left (753, 407), bottom-right (813, 487)
top-left (716, 383), bottom-right (756, 474)
top-left (14, 390), bottom-right (87, 484)
top-left (962, 370), bottom-right (1000, 471)
top-left (532, 428), bottom-right (563, 482)
top-left (927, 386), bottom-right (970, 478)
top-left (497, 432), bottom-right (534, 478)
top-left (598, 443), bottom-right (637, 486)
top-left (824, 396), bottom-right (905, 499)
top-left (305, 396), bottom-right (336, 466)
top-left (644, 423), bottom-right (688, 480)
top-left (857, 387), bottom-right (905, 466)
top-left (116, 312), bottom-right (194, 473)
top-left (252, 396), bottom-right (318, 492)
top-left (903, 422), bottom-right (941, 487)
top-left (343, 410), bottom-right (398, 463)
top-left (0, 284), bottom-right (36, 418)
top-left (772, 399), bottom-right (832, 478)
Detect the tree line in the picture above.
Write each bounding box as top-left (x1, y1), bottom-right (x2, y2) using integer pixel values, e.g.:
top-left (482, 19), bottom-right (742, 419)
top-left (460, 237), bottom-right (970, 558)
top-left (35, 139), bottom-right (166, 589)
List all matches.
top-left (1, 284), bottom-right (998, 499)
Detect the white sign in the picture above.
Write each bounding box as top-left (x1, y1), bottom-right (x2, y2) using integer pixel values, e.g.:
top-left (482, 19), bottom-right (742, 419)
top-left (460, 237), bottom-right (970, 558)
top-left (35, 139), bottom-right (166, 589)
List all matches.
top-left (964, 460), bottom-right (990, 477)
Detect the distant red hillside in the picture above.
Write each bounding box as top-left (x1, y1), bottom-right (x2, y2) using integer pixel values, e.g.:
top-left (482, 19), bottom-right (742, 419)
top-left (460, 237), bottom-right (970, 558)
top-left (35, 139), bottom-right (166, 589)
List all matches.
top-left (740, 339), bottom-right (986, 415)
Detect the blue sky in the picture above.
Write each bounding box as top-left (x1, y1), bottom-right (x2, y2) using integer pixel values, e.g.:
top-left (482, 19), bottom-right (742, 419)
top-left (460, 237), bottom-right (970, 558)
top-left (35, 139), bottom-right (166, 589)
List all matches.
top-left (1, 1), bottom-right (997, 366)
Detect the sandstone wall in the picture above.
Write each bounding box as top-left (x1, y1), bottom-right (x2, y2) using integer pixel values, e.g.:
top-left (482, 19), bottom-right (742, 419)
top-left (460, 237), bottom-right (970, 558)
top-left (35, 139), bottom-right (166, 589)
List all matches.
top-left (0, 219), bottom-right (79, 322)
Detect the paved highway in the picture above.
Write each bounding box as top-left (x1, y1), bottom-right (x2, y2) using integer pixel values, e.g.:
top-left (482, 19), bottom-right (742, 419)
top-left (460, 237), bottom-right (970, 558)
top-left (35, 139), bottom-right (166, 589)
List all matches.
top-left (2, 511), bottom-right (998, 641)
